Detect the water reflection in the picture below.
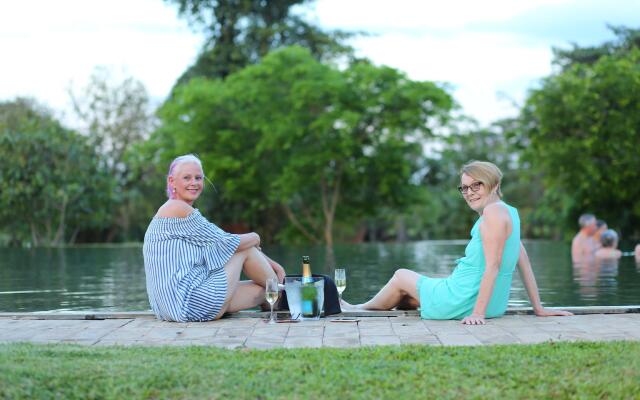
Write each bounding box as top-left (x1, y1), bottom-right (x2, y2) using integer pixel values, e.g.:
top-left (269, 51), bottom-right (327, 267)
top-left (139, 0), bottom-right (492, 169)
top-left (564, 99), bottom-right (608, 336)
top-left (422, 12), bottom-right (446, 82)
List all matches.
top-left (572, 259), bottom-right (619, 301)
top-left (1, 241), bottom-right (639, 312)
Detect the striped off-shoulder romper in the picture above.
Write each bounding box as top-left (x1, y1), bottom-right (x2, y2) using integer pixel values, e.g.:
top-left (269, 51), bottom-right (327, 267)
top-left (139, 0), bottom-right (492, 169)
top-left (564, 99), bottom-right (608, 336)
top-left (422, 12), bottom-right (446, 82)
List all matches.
top-left (143, 209), bottom-right (240, 322)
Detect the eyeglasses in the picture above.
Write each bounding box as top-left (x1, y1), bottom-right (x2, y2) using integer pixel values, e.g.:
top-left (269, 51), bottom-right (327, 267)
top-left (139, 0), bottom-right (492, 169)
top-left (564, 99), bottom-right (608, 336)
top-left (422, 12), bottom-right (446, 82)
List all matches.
top-left (458, 181), bottom-right (483, 194)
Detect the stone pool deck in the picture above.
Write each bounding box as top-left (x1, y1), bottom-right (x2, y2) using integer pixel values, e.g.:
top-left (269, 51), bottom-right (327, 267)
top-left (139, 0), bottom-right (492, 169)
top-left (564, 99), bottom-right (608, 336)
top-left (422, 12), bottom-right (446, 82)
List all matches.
top-left (1, 306), bottom-right (639, 349)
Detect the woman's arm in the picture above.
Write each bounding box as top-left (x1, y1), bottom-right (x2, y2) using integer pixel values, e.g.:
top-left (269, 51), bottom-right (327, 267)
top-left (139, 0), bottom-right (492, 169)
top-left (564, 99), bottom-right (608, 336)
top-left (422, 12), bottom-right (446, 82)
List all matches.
top-left (236, 233), bottom-right (286, 282)
top-left (236, 232), bottom-right (261, 251)
top-left (517, 241), bottom-right (573, 317)
top-left (462, 204), bottom-right (510, 325)
top-left (262, 253), bottom-right (286, 283)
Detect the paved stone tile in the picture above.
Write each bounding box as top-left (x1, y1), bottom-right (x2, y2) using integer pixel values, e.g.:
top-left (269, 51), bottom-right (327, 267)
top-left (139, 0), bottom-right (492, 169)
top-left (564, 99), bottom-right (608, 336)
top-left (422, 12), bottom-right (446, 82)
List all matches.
top-left (392, 326), bottom-right (431, 337)
top-left (29, 328), bottom-right (86, 341)
top-left (356, 321), bottom-right (391, 329)
top-left (437, 334), bottom-right (483, 346)
top-left (252, 326), bottom-right (290, 338)
top-left (1, 313), bottom-right (639, 348)
top-left (621, 329), bottom-right (640, 339)
top-left (0, 329), bottom-right (40, 341)
top-left (68, 329), bottom-right (116, 342)
top-left (360, 317), bottom-right (398, 323)
top-left (427, 324), bottom-right (471, 335)
top-left (361, 335), bottom-right (402, 346)
top-left (359, 327), bottom-right (395, 336)
top-left (501, 326), bottom-right (548, 336)
top-left (323, 337), bottom-right (360, 348)
top-left (0, 319), bottom-right (22, 328)
top-left (215, 318), bottom-right (260, 327)
top-left (287, 326), bottom-right (324, 337)
top-left (101, 328), bottom-right (154, 341)
top-left (201, 338), bottom-right (246, 349)
top-left (475, 334), bottom-right (520, 345)
top-left (588, 333), bottom-right (635, 342)
top-left (548, 332), bottom-right (592, 342)
top-left (142, 328), bottom-right (185, 341)
top-left (216, 327), bottom-right (254, 338)
top-left (399, 335), bottom-right (441, 345)
top-left (323, 325), bottom-right (359, 338)
top-left (283, 336), bottom-right (323, 348)
top-left (245, 337), bottom-right (285, 349)
top-left (175, 327), bottom-right (218, 340)
top-left (290, 320), bottom-right (325, 327)
top-left (511, 332), bottom-right (554, 344)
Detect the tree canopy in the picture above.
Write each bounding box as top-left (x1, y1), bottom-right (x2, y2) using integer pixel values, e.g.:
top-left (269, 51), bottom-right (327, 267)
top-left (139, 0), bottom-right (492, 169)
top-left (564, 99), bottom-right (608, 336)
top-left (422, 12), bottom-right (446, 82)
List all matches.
top-left (0, 99), bottom-right (113, 246)
top-left (156, 46), bottom-right (453, 246)
top-left (166, 0), bottom-right (353, 83)
top-left (524, 49), bottom-right (640, 238)
top-left (553, 25), bottom-right (640, 69)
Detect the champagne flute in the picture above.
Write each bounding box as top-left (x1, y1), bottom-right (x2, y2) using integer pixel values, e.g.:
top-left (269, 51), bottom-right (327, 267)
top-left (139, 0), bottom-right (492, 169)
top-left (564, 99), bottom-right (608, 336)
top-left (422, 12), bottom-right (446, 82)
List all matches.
top-left (334, 268), bottom-right (346, 302)
top-left (265, 278), bottom-right (279, 324)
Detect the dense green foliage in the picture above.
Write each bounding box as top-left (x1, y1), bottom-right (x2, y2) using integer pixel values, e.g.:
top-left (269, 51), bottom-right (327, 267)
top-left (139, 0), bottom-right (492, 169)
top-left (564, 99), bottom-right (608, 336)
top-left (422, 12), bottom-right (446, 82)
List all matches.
top-left (523, 49), bottom-right (640, 239)
top-left (1, 0), bottom-right (639, 246)
top-left (70, 67), bottom-right (160, 242)
top-left (553, 25), bottom-right (640, 69)
top-left (0, 99), bottom-right (113, 246)
top-left (157, 46), bottom-right (453, 246)
top-left (1, 341), bottom-right (639, 399)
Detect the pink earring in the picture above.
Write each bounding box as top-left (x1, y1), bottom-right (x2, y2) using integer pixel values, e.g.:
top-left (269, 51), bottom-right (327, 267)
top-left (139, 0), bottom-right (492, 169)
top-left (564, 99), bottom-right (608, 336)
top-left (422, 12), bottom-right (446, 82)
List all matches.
top-left (173, 188), bottom-right (177, 193)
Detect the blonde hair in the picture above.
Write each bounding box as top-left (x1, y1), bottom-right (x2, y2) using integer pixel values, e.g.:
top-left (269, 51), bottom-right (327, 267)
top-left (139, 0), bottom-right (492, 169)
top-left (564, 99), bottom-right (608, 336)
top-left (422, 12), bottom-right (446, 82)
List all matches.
top-left (460, 161), bottom-right (503, 197)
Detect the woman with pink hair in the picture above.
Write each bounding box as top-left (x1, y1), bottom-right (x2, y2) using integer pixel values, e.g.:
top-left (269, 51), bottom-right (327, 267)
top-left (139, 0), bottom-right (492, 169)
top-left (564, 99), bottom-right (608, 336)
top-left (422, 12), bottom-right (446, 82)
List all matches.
top-left (143, 154), bottom-right (285, 322)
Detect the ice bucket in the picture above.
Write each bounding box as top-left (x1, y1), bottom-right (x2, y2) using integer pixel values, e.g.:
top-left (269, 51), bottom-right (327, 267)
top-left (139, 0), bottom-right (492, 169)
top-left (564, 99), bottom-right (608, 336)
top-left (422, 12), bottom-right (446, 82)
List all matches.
top-left (284, 276), bottom-right (324, 320)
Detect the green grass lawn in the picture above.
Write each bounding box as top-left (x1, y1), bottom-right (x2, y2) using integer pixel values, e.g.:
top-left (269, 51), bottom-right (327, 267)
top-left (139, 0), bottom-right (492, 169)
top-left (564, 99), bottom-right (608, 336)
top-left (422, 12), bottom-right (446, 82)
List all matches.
top-left (1, 341), bottom-right (638, 399)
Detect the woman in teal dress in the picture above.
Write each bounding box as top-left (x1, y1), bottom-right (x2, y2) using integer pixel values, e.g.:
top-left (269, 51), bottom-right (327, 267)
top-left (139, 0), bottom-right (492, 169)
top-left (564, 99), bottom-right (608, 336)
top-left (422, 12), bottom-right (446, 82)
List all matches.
top-left (342, 161), bottom-right (572, 325)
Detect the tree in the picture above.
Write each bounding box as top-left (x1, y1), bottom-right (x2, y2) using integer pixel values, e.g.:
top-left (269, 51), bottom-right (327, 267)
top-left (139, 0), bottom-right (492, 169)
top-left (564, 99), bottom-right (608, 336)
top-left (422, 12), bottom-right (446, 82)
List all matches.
top-left (404, 119), bottom-right (540, 240)
top-left (166, 0), bottom-right (353, 82)
top-left (156, 46), bottom-right (453, 247)
top-left (553, 25), bottom-right (640, 69)
top-left (69, 67), bottom-right (157, 241)
top-left (523, 49), bottom-right (640, 239)
top-left (0, 99), bottom-right (113, 246)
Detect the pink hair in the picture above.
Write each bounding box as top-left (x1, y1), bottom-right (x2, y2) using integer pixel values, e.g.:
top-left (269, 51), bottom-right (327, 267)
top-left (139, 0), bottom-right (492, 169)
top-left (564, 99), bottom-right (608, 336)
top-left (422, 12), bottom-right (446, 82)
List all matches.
top-left (166, 154), bottom-right (203, 199)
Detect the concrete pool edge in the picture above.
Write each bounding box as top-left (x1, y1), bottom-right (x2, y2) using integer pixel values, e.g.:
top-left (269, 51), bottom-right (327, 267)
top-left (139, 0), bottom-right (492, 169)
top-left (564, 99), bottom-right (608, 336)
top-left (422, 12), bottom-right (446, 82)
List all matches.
top-left (1, 305), bottom-right (639, 320)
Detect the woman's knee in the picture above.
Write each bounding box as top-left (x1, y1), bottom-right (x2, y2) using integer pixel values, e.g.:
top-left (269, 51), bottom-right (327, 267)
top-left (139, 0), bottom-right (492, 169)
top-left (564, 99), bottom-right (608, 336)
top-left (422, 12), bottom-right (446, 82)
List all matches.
top-left (392, 268), bottom-right (414, 282)
top-left (392, 268), bottom-right (419, 294)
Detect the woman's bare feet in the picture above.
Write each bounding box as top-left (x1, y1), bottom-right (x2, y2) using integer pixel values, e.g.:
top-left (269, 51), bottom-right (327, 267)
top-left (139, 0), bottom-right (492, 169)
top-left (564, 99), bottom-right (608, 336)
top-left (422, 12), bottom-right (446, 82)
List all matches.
top-left (340, 299), bottom-right (364, 311)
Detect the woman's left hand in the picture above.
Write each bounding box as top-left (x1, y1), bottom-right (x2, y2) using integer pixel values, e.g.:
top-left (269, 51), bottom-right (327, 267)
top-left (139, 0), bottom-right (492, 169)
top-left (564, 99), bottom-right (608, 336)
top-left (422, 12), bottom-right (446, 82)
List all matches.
top-left (461, 314), bottom-right (486, 325)
top-left (534, 308), bottom-right (573, 317)
top-left (270, 260), bottom-right (286, 283)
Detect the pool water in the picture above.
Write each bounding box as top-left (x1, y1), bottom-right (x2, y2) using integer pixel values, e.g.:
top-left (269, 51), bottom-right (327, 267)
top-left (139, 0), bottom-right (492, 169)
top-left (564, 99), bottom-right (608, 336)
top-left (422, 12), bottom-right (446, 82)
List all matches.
top-left (1, 241), bottom-right (638, 312)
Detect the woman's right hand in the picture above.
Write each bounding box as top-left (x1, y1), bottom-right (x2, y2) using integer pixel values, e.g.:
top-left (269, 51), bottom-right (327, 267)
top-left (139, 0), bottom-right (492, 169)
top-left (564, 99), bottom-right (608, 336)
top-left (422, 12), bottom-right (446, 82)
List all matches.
top-left (534, 308), bottom-right (573, 317)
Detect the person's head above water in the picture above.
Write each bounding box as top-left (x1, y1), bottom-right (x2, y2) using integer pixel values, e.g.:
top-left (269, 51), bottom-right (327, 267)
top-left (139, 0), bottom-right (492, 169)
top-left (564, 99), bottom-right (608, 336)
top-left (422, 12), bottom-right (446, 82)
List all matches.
top-left (166, 154), bottom-right (205, 205)
top-left (578, 213), bottom-right (597, 234)
top-left (600, 229), bottom-right (619, 249)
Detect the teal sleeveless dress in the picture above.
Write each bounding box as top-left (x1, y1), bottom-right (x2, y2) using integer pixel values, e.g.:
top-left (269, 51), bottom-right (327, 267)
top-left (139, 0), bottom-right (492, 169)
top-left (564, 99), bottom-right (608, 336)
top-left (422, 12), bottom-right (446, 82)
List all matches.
top-left (417, 202), bottom-right (521, 320)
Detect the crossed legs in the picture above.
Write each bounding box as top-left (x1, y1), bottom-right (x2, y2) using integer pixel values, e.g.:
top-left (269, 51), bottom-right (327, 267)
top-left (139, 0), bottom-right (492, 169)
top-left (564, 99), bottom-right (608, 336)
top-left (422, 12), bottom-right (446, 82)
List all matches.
top-left (342, 268), bottom-right (421, 311)
top-left (215, 247), bottom-right (278, 317)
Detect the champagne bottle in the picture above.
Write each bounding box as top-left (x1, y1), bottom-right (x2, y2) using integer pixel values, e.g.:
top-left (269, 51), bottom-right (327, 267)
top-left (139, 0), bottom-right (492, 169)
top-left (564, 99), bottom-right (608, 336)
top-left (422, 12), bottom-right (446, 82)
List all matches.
top-left (301, 256), bottom-right (318, 318)
top-left (302, 256), bottom-right (312, 283)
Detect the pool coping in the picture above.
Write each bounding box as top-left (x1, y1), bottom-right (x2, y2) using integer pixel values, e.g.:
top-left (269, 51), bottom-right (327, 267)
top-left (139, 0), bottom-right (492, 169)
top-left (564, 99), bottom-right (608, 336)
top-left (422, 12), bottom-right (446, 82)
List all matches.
top-left (1, 305), bottom-right (639, 320)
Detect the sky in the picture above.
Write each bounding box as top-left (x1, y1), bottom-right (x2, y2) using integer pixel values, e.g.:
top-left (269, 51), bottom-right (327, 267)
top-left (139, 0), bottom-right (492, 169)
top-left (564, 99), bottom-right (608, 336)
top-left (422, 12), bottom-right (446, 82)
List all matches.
top-left (1, 0), bottom-right (639, 127)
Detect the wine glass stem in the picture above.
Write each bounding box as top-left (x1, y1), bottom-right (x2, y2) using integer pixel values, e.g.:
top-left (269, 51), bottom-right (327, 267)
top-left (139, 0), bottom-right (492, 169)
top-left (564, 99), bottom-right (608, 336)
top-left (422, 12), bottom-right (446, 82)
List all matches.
top-left (269, 303), bottom-right (275, 323)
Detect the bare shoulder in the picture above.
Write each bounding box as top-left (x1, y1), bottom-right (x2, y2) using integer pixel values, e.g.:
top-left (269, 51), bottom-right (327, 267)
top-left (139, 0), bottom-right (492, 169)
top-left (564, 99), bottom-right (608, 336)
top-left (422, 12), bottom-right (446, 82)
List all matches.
top-left (483, 202), bottom-right (510, 224)
top-left (155, 200), bottom-right (194, 219)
